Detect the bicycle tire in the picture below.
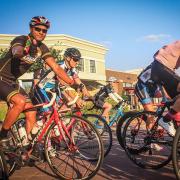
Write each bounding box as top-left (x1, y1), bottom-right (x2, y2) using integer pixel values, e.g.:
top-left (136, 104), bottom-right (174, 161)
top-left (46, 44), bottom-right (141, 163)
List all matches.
top-left (44, 115), bottom-right (104, 180)
top-left (116, 111), bottom-right (137, 149)
top-left (123, 111), bottom-right (172, 169)
top-left (172, 126), bottom-right (180, 180)
top-left (0, 122), bottom-right (17, 177)
top-left (0, 150), bottom-right (9, 180)
top-left (83, 114), bottom-right (113, 158)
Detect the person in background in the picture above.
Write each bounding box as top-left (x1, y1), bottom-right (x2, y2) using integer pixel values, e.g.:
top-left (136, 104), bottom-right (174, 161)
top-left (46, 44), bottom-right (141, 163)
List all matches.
top-left (94, 76), bottom-right (123, 124)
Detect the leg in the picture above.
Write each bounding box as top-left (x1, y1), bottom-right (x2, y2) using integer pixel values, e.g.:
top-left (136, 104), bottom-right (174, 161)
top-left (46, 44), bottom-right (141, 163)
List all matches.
top-left (0, 93), bottom-right (26, 140)
top-left (102, 102), bottom-right (112, 124)
top-left (24, 102), bottom-right (37, 135)
top-left (2, 94), bottom-right (26, 130)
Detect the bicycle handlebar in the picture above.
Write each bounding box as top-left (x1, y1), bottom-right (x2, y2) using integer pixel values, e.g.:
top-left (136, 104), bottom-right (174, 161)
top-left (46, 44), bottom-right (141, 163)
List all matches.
top-left (42, 89), bottom-right (57, 108)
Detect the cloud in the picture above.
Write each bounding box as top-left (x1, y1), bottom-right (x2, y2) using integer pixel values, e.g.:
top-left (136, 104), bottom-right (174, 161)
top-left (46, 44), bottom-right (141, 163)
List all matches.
top-left (100, 41), bottom-right (112, 48)
top-left (137, 34), bottom-right (172, 42)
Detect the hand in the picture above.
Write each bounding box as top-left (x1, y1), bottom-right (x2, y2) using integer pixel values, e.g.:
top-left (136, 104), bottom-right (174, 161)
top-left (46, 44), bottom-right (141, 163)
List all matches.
top-left (76, 98), bottom-right (84, 109)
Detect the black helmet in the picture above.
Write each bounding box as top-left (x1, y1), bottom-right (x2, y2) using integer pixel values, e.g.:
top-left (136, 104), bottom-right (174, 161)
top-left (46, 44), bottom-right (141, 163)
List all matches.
top-left (64, 48), bottom-right (81, 61)
top-left (29, 16), bottom-right (50, 29)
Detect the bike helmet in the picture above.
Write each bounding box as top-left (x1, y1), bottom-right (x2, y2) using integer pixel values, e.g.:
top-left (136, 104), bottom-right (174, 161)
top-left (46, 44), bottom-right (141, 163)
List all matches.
top-left (64, 48), bottom-right (81, 61)
top-left (108, 76), bottom-right (118, 82)
top-left (29, 16), bottom-right (50, 29)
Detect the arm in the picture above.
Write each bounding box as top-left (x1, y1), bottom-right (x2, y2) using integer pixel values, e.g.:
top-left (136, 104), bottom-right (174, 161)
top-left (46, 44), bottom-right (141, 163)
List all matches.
top-left (108, 92), bottom-right (120, 103)
top-left (45, 57), bottom-right (74, 85)
top-left (113, 92), bottom-right (123, 101)
top-left (74, 78), bottom-right (91, 97)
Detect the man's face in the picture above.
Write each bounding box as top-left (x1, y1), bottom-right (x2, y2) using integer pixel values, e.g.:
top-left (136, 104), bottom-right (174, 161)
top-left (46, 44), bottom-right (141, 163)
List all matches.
top-left (30, 25), bottom-right (48, 41)
top-left (67, 57), bottom-right (79, 68)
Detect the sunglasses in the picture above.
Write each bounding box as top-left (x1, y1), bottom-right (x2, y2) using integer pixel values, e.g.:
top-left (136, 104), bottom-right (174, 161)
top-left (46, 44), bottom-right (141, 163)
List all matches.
top-left (71, 57), bottom-right (79, 62)
top-left (34, 27), bottom-right (48, 34)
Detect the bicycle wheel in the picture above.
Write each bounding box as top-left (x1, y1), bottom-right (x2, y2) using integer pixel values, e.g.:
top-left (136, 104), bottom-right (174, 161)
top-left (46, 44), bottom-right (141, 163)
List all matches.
top-left (123, 111), bottom-right (172, 169)
top-left (83, 114), bottom-right (112, 158)
top-left (172, 126), bottom-right (180, 180)
top-left (0, 122), bottom-right (17, 176)
top-left (116, 111), bottom-right (137, 149)
top-left (44, 115), bottom-right (104, 180)
top-left (0, 150), bottom-right (9, 180)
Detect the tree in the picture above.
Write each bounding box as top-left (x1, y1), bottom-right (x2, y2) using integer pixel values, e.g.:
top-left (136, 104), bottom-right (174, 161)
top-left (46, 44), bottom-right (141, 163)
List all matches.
top-left (0, 48), bottom-right (8, 58)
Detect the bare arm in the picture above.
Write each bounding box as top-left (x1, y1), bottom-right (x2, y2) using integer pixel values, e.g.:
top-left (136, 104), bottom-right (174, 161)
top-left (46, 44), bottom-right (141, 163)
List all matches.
top-left (108, 93), bottom-right (119, 103)
top-left (45, 57), bottom-right (74, 85)
top-left (113, 92), bottom-right (123, 101)
top-left (74, 78), bottom-right (91, 97)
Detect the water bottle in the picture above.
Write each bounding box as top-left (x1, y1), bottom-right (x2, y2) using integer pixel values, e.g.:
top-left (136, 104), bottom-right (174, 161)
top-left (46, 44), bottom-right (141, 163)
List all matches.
top-left (18, 121), bottom-right (29, 146)
top-left (54, 125), bottom-right (60, 136)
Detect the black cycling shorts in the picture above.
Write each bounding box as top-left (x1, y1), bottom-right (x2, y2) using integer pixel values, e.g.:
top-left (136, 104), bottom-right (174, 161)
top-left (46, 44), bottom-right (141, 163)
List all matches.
top-left (151, 60), bottom-right (180, 98)
top-left (94, 98), bottom-right (105, 109)
top-left (0, 78), bottom-right (30, 102)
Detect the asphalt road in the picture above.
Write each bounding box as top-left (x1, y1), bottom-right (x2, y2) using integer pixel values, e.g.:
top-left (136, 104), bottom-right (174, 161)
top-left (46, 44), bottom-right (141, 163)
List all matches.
top-left (9, 127), bottom-right (176, 180)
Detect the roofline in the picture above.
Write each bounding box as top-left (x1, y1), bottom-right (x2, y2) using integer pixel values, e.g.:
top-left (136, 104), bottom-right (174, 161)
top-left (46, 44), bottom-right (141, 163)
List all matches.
top-left (0, 33), bottom-right (108, 51)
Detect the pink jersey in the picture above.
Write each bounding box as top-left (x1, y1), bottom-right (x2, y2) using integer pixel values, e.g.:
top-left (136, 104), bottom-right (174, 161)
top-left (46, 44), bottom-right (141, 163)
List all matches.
top-left (154, 40), bottom-right (180, 70)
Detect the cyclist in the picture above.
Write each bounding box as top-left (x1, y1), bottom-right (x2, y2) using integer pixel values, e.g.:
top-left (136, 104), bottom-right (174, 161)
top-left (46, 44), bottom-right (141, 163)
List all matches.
top-left (0, 16), bottom-right (74, 146)
top-left (136, 40), bottom-right (180, 136)
top-left (94, 76), bottom-right (123, 124)
top-left (33, 47), bottom-right (90, 109)
top-left (135, 64), bottom-right (169, 129)
top-left (151, 40), bottom-right (180, 136)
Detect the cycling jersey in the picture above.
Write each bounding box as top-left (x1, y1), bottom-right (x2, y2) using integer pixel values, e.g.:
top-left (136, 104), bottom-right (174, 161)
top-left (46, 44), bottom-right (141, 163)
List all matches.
top-left (33, 60), bottom-right (78, 105)
top-left (0, 35), bottom-right (52, 101)
top-left (154, 40), bottom-right (180, 71)
top-left (0, 35), bottom-right (52, 81)
top-left (38, 60), bottom-right (78, 90)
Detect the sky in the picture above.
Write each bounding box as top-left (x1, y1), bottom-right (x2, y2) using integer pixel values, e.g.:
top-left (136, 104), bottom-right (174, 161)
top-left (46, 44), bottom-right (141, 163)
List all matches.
top-left (0, 0), bottom-right (180, 71)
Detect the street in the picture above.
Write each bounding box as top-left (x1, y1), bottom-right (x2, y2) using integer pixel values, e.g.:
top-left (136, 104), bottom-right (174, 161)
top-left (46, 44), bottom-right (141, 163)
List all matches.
top-left (10, 128), bottom-right (176, 180)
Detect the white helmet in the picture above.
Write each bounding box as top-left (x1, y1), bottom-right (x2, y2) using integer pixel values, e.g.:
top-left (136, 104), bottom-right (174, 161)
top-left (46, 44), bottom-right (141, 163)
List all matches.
top-left (108, 76), bottom-right (118, 82)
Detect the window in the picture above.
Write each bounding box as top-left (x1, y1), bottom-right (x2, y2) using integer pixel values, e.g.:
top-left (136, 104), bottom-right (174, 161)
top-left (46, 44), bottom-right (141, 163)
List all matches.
top-left (90, 60), bottom-right (96, 73)
top-left (77, 58), bottom-right (84, 72)
top-left (123, 82), bottom-right (133, 87)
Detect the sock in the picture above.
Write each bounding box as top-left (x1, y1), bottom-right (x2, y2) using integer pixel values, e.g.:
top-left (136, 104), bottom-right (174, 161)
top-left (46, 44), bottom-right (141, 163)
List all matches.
top-left (0, 127), bottom-right (9, 139)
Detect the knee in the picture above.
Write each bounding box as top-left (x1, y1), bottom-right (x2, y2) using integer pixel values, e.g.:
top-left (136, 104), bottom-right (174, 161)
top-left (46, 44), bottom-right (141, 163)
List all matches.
top-left (13, 97), bottom-right (26, 110)
top-left (104, 103), bottom-right (112, 111)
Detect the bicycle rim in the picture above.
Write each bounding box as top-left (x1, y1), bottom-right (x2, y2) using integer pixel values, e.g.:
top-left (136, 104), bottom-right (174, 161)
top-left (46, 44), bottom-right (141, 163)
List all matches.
top-left (116, 111), bottom-right (137, 149)
top-left (44, 115), bottom-right (104, 180)
top-left (0, 150), bottom-right (9, 180)
top-left (123, 111), bottom-right (172, 169)
top-left (83, 114), bottom-right (113, 158)
top-left (172, 126), bottom-right (180, 180)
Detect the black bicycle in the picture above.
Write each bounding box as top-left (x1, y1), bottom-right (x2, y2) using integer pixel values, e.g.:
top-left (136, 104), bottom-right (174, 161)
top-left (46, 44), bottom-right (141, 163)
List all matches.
top-left (0, 150), bottom-right (8, 180)
top-left (172, 126), bottom-right (180, 180)
top-left (122, 99), bottom-right (174, 169)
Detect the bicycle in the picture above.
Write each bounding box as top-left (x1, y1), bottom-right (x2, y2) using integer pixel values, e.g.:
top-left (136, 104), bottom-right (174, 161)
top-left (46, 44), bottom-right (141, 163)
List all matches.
top-left (122, 98), bottom-right (174, 169)
top-left (172, 126), bottom-right (180, 180)
top-left (117, 84), bottom-right (169, 150)
top-left (0, 150), bottom-right (8, 180)
top-left (85, 97), bottom-right (134, 150)
top-left (1, 90), bottom-right (104, 180)
top-left (59, 93), bottom-right (113, 159)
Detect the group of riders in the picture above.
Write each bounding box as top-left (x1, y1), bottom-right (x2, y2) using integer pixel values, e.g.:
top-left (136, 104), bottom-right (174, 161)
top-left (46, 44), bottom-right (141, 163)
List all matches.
top-left (0, 16), bottom-right (179, 155)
